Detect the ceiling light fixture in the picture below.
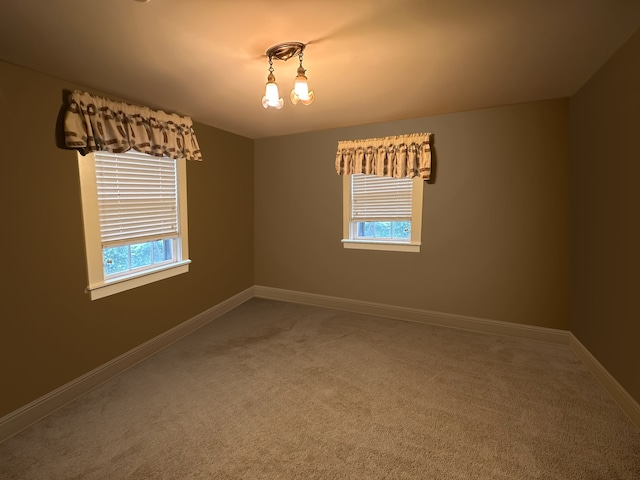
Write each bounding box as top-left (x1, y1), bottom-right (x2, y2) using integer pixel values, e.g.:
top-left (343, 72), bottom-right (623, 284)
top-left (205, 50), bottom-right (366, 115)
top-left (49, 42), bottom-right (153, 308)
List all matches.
top-left (262, 42), bottom-right (314, 109)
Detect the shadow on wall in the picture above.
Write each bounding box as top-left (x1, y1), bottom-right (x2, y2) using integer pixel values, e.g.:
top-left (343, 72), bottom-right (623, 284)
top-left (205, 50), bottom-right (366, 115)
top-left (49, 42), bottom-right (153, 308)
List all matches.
top-left (54, 89), bottom-right (72, 150)
top-left (428, 134), bottom-right (437, 184)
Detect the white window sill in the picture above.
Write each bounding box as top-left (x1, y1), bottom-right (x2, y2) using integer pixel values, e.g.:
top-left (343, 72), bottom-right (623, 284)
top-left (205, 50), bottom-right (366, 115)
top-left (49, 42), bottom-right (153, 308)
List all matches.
top-left (341, 239), bottom-right (421, 253)
top-left (86, 260), bottom-right (191, 300)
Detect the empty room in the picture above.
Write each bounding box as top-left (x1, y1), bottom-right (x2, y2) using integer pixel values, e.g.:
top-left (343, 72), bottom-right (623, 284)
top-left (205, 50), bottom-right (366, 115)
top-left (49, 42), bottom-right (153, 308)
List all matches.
top-left (1, 0), bottom-right (639, 478)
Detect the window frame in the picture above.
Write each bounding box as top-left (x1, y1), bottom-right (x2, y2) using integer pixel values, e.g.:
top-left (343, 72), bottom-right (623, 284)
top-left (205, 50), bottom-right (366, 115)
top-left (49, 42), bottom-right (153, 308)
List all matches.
top-left (342, 174), bottom-right (424, 252)
top-left (77, 151), bottom-right (190, 300)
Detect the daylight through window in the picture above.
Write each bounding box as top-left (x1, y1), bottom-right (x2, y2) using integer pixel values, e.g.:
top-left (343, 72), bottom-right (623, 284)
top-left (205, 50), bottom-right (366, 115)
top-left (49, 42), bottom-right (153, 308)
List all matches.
top-left (78, 150), bottom-right (190, 299)
top-left (343, 173), bottom-right (424, 252)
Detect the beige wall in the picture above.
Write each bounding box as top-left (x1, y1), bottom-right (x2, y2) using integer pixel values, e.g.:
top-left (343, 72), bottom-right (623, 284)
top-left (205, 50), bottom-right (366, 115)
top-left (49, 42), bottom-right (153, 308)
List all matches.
top-left (0, 61), bottom-right (254, 417)
top-left (570, 29), bottom-right (640, 403)
top-left (255, 99), bottom-right (570, 330)
top-left (4, 24), bottom-right (637, 419)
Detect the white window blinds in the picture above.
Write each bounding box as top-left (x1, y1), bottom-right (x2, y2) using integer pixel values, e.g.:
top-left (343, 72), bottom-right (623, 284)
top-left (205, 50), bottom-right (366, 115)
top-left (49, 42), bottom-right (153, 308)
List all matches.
top-left (351, 174), bottom-right (413, 222)
top-left (94, 150), bottom-right (178, 247)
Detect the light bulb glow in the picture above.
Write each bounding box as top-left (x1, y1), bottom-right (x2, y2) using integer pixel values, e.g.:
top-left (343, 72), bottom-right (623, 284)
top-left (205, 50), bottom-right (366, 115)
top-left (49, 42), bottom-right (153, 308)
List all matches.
top-left (294, 75), bottom-right (310, 100)
top-left (291, 77), bottom-right (314, 106)
top-left (262, 78), bottom-right (283, 109)
top-left (290, 60), bottom-right (314, 106)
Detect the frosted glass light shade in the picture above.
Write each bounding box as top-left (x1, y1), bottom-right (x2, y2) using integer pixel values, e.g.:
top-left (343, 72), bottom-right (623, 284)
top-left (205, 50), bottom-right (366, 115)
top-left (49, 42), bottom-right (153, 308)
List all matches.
top-left (290, 75), bottom-right (314, 105)
top-left (294, 76), bottom-right (309, 99)
top-left (262, 81), bottom-right (283, 109)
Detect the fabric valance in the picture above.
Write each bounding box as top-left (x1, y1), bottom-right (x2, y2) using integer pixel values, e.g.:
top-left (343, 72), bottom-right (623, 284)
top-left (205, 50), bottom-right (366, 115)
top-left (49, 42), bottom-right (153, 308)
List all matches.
top-left (336, 132), bottom-right (431, 179)
top-left (63, 90), bottom-right (202, 161)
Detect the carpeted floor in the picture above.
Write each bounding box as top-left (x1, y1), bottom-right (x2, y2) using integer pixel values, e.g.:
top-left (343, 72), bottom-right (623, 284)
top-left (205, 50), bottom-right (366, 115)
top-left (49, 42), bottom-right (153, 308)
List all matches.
top-left (1, 298), bottom-right (639, 479)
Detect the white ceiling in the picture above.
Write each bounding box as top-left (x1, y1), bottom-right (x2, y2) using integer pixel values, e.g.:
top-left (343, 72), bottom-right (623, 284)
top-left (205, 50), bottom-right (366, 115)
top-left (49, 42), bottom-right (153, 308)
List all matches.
top-left (1, 0), bottom-right (639, 139)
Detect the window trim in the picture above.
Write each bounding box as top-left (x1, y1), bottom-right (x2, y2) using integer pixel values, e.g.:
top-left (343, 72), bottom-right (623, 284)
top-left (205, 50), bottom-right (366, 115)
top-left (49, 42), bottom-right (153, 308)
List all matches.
top-left (77, 151), bottom-right (190, 300)
top-left (342, 175), bottom-right (423, 252)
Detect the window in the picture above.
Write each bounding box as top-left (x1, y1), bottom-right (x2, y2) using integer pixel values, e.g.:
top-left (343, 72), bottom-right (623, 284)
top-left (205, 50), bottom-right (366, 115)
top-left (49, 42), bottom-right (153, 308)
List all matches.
top-left (342, 174), bottom-right (424, 252)
top-left (77, 150), bottom-right (190, 300)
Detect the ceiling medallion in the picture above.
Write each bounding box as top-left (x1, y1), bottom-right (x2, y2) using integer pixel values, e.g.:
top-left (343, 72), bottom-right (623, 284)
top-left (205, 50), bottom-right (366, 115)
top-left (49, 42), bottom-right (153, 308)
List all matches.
top-left (265, 42), bottom-right (305, 62)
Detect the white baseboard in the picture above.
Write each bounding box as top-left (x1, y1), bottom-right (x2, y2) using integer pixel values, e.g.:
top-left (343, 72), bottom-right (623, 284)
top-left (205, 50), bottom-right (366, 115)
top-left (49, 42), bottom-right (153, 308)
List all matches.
top-left (0, 286), bottom-right (255, 443)
top-left (3, 285), bottom-right (638, 443)
top-left (254, 285), bottom-right (570, 345)
top-left (570, 334), bottom-right (640, 429)
top-left (254, 286), bottom-right (639, 430)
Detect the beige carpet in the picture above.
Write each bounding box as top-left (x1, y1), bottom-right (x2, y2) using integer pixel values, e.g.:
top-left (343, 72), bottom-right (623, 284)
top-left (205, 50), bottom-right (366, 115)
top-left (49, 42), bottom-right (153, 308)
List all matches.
top-left (1, 298), bottom-right (639, 479)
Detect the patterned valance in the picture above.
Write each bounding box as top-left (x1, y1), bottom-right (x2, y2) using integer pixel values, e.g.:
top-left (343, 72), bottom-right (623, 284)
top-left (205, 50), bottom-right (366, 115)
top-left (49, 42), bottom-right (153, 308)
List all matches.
top-left (63, 90), bottom-right (202, 161)
top-left (336, 132), bottom-right (431, 179)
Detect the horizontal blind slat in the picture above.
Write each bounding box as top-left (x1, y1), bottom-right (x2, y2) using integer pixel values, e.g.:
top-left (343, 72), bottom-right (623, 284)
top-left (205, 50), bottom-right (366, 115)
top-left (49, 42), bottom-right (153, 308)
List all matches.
top-left (102, 233), bottom-right (178, 249)
top-left (351, 174), bottom-right (413, 221)
top-left (95, 150), bottom-right (179, 245)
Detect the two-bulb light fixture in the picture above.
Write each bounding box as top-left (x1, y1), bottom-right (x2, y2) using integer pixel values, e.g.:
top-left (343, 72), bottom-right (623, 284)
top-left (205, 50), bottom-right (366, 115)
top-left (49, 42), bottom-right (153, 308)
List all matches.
top-left (262, 42), bottom-right (314, 109)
